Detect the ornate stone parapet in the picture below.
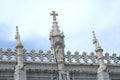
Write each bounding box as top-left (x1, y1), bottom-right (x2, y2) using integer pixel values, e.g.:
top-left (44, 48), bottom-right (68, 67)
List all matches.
top-left (65, 51), bottom-right (97, 64)
top-left (0, 48), bottom-right (16, 61)
top-left (0, 48), bottom-right (119, 65)
top-left (65, 51), bottom-right (119, 64)
top-left (24, 49), bottom-right (55, 62)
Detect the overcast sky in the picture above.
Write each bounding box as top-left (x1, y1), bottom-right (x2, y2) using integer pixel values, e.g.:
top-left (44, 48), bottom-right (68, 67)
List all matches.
top-left (0, 0), bottom-right (120, 55)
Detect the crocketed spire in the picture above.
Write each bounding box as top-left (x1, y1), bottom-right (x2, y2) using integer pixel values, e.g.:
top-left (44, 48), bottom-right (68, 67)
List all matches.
top-left (15, 26), bottom-right (23, 48)
top-left (92, 31), bottom-right (103, 52)
top-left (50, 11), bottom-right (61, 35)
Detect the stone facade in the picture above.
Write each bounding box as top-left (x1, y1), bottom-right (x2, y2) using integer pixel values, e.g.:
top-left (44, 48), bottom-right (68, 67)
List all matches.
top-left (0, 11), bottom-right (120, 80)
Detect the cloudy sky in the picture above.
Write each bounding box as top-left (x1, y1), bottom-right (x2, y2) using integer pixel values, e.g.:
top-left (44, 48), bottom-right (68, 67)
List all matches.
top-left (0, 0), bottom-right (120, 55)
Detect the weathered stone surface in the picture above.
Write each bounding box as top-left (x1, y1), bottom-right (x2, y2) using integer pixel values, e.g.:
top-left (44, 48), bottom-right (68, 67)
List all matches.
top-left (0, 11), bottom-right (120, 80)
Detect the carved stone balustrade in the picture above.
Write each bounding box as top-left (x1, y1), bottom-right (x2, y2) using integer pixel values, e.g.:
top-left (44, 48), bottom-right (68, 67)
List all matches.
top-left (0, 48), bottom-right (55, 63)
top-left (81, 52), bottom-right (88, 63)
top-left (65, 51), bottom-right (73, 63)
top-left (46, 50), bottom-right (54, 62)
top-left (24, 49), bottom-right (55, 62)
top-left (65, 51), bottom-right (120, 64)
top-left (0, 48), bottom-right (16, 61)
top-left (0, 48), bottom-right (119, 64)
top-left (111, 53), bottom-right (119, 64)
top-left (89, 52), bottom-right (97, 63)
top-left (73, 51), bottom-right (80, 63)
top-left (104, 52), bottom-right (111, 64)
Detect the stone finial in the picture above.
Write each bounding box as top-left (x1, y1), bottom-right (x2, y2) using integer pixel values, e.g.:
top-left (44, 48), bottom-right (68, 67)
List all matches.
top-left (50, 11), bottom-right (60, 35)
top-left (15, 26), bottom-right (20, 40)
top-left (92, 31), bottom-right (103, 52)
top-left (15, 26), bottom-right (23, 48)
top-left (92, 31), bottom-right (110, 80)
top-left (50, 11), bottom-right (58, 21)
top-left (92, 31), bottom-right (97, 44)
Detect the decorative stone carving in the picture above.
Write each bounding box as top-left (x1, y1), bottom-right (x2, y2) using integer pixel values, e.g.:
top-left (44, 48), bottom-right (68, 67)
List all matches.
top-left (104, 52), bottom-right (111, 64)
top-left (23, 49), bottom-right (27, 61)
top-left (1, 11), bottom-right (120, 80)
top-left (66, 51), bottom-right (73, 63)
top-left (38, 50), bottom-right (44, 62)
top-left (25, 51), bottom-right (32, 61)
top-left (30, 50), bottom-right (36, 61)
top-left (59, 71), bottom-right (70, 80)
top-left (92, 31), bottom-right (110, 80)
top-left (46, 50), bottom-right (54, 62)
top-left (0, 48), bottom-right (120, 65)
top-left (89, 52), bottom-right (97, 63)
top-left (81, 52), bottom-right (88, 63)
top-left (73, 51), bottom-right (80, 63)
top-left (0, 48), bottom-right (16, 61)
top-left (112, 53), bottom-right (119, 64)
top-left (6, 48), bottom-right (12, 60)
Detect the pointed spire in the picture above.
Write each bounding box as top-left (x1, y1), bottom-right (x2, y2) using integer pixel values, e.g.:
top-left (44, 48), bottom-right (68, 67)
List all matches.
top-left (92, 31), bottom-right (103, 51)
top-left (92, 31), bottom-right (97, 44)
top-left (15, 26), bottom-right (23, 48)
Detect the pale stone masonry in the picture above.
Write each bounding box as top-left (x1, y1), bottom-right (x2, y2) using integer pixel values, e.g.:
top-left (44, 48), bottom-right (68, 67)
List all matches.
top-left (92, 31), bottom-right (110, 80)
top-left (0, 11), bottom-right (120, 80)
top-left (14, 26), bottom-right (26, 80)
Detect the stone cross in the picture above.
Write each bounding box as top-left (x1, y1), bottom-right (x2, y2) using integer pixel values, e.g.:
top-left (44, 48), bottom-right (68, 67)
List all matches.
top-left (50, 11), bottom-right (58, 21)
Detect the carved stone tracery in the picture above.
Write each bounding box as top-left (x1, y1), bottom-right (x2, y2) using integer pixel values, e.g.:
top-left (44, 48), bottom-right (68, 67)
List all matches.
top-left (0, 48), bottom-right (119, 64)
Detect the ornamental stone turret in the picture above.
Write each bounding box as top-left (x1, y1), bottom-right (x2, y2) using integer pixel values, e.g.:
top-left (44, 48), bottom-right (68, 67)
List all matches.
top-left (49, 11), bottom-right (65, 63)
top-left (14, 26), bottom-right (26, 80)
top-left (92, 31), bottom-right (110, 80)
top-left (49, 11), bottom-right (69, 80)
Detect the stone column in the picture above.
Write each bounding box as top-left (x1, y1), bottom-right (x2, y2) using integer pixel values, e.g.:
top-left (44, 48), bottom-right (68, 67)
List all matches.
top-left (92, 31), bottom-right (110, 80)
top-left (14, 26), bottom-right (26, 80)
